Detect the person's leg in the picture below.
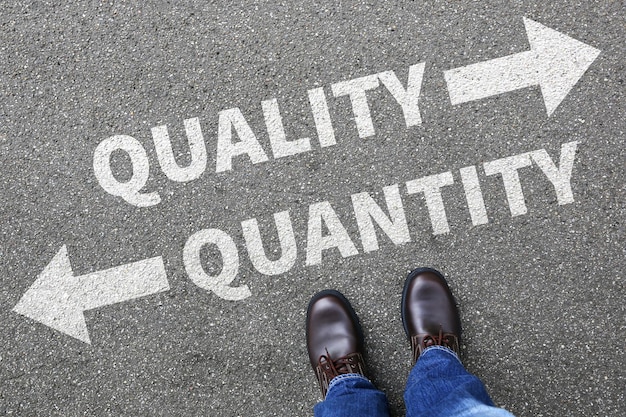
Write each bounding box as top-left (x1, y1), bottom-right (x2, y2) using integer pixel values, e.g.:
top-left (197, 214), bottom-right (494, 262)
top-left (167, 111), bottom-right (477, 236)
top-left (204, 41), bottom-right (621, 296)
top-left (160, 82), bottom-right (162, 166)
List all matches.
top-left (307, 290), bottom-right (390, 417)
top-left (404, 346), bottom-right (515, 417)
top-left (401, 268), bottom-right (515, 417)
top-left (313, 374), bottom-right (390, 417)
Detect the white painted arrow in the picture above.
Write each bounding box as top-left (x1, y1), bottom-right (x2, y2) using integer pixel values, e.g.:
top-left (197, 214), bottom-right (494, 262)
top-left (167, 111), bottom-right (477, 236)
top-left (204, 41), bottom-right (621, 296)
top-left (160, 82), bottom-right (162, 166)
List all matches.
top-left (444, 17), bottom-right (600, 116)
top-left (12, 245), bottom-right (169, 344)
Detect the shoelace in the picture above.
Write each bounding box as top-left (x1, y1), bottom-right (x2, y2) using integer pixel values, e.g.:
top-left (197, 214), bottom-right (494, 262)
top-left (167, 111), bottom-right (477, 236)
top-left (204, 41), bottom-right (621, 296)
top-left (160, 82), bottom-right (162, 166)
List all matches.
top-left (412, 326), bottom-right (460, 363)
top-left (315, 349), bottom-right (365, 397)
top-left (318, 349), bottom-right (357, 375)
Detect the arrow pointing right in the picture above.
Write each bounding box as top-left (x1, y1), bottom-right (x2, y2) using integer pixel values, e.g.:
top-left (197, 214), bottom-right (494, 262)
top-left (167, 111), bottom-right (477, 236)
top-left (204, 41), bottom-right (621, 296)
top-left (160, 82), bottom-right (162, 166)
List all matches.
top-left (444, 17), bottom-right (600, 116)
top-left (12, 245), bottom-right (169, 344)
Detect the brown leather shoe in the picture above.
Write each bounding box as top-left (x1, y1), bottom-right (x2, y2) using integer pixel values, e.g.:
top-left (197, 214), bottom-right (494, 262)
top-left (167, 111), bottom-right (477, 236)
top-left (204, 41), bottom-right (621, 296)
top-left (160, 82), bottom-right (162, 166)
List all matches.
top-left (401, 268), bottom-right (461, 364)
top-left (306, 290), bottom-right (366, 398)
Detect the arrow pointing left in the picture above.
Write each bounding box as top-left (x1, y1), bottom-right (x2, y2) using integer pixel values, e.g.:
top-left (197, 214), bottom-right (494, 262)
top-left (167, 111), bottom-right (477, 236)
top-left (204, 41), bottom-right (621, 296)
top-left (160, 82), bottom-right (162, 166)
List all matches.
top-left (12, 245), bottom-right (169, 344)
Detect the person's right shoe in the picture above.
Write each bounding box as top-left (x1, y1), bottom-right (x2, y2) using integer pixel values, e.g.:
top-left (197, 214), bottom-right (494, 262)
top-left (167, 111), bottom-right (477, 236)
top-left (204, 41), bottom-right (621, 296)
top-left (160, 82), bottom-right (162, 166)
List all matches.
top-left (306, 289), bottom-right (367, 398)
top-left (401, 267), bottom-right (462, 364)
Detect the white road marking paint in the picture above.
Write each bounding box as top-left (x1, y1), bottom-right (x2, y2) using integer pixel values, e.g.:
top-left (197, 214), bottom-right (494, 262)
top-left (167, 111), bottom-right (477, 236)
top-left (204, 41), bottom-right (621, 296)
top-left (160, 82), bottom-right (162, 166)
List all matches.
top-left (183, 141), bottom-right (579, 299)
top-left (183, 228), bottom-right (251, 301)
top-left (93, 135), bottom-right (161, 207)
top-left (351, 184), bottom-right (411, 253)
top-left (24, 16), bottom-right (597, 342)
top-left (93, 20), bottom-right (599, 208)
top-left (12, 246), bottom-right (169, 344)
top-left (242, 211), bottom-right (298, 276)
top-left (307, 87), bottom-right (337, 147)
top-left (17, 142), bottom-right (581, 342)
top-left (152, 117), bottom-right (208, 182)
top-left (262, 98), bottom-right (312, 158)
top-left (484, 153), bottom-right (534, 217)
top-left (530, 141), bottom-right (578, 205)
top-left (378, 63), bottom-right (426, 128)
top-left (460, 166), bottom-right (489, 226)
top-left (444, 17), bottom-right (600, 116)
top-left (305, 200), bottom-right (360, 266)
top-left (406, 172), bottom-right (455, 235)
top-left (92, 64), bottom-right (427, 207)
top-left (331, 74), bottom-right (381, 139)
top-left (216, 107), bottom-right (270, 173)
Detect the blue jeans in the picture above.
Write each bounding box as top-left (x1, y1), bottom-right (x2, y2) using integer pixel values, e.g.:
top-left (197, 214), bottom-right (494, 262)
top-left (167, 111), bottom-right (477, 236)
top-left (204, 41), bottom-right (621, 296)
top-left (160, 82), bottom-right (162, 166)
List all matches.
top-left (314, 346), bottom-right (515, 417)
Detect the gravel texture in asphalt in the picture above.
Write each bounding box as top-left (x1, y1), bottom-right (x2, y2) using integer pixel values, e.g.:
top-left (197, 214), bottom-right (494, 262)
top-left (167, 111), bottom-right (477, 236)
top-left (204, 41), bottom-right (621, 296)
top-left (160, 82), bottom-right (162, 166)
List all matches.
top-left (1, 1), bottom-right (624, 416)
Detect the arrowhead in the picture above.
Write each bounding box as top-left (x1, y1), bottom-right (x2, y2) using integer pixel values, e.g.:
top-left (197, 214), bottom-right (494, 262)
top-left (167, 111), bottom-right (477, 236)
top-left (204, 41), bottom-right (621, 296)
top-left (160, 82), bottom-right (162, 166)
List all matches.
top-left (524, 17), bottom-right (600, 116)
top-left (12, 245), bottom-right (92, 344)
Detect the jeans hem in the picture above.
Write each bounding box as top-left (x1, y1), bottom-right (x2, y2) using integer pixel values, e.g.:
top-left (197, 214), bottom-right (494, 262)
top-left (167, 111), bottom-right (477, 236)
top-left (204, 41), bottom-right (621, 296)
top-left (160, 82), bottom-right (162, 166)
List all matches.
top-left (326, 373), bottom-right (370, 396)
top-left (421, 345), bottom-right (462, 365)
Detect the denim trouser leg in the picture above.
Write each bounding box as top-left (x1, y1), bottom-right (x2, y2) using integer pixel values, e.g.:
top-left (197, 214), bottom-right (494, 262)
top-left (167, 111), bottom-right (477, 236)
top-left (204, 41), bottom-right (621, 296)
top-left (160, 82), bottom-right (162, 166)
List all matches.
top-left (313, 373), bottom-right (391, 417)
top-left (404, 346), bottom-right (515, 417)
top-left (313, 347), bottom-right (514, 417)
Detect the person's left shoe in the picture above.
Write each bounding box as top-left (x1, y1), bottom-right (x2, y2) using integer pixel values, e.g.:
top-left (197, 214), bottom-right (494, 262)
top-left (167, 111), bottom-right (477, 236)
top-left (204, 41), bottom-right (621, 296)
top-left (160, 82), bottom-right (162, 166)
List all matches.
top-left (306, 290), bottom-right (367, 398)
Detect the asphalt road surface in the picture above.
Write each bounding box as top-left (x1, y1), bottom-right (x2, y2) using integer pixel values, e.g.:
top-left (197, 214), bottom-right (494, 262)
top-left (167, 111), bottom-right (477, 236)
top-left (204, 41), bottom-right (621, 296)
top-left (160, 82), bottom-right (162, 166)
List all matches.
top-left (1, 1), bottom-right (624, 416)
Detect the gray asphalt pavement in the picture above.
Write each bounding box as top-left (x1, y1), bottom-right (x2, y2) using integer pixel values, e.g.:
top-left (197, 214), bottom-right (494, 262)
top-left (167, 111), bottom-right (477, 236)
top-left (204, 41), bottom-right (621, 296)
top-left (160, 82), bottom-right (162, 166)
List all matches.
top-left (1, 1), bottom-right (624, 416)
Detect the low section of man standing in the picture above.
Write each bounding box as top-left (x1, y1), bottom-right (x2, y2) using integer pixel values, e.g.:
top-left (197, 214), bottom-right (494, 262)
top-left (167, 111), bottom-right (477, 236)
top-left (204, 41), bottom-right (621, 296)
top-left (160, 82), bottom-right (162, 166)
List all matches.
top-left (306, 267), bottom-right (516, 417)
